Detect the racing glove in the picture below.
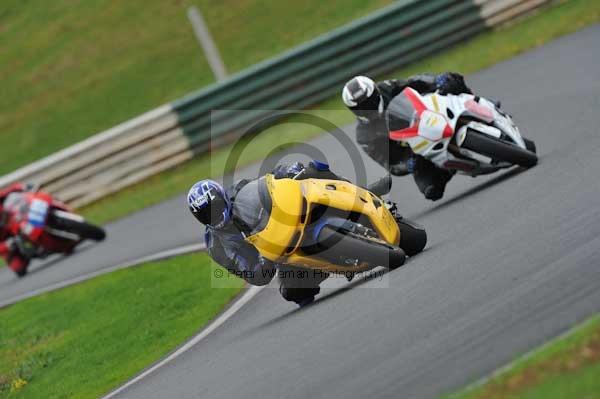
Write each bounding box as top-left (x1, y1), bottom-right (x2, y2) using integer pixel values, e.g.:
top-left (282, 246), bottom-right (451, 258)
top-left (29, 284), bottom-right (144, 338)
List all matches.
top-left (272, 162), bottom-right (305, 179)
top-left (436, 72), bottom-right (472, 95)
top-left (388, 156), bottom-right (417, 176)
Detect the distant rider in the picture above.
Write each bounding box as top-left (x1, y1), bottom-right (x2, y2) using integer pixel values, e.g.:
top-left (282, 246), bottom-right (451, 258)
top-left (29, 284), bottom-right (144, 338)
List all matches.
top-left (187, 161), bottom-right (395, 306)
top-left (342, 72), bottom-right (472, 200)
top-left (0, 183), bottom-right (38, 277)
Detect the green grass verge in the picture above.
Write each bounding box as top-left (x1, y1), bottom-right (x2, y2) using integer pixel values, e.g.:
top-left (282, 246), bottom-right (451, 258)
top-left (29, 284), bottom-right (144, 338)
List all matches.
top-left (444, 315), bottom-right (600, 399)
top-left (0, 252), bottom-right (244, 398)
top-left (0, 0), bottom-right (390, 175)
top-left (79, 0), bottom-right (600, 225)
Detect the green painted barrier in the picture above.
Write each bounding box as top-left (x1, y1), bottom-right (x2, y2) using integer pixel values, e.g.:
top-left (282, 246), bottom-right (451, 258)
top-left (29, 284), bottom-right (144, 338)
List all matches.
top-left (172, 0), bottom-right (491, 154)
top-left (0, 0), bottom-right (552, 207)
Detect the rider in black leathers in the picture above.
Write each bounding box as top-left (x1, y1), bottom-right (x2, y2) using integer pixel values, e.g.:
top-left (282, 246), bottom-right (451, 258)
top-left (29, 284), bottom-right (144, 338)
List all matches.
top-left (342, 72), bottom-right (473, 200)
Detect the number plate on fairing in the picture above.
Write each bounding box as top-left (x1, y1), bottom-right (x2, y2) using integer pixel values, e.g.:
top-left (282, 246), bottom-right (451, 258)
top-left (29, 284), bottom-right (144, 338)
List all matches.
top-left (27, 199), bottom-right (49, 227)
top-left (418, 110), bottom-right (447, 141)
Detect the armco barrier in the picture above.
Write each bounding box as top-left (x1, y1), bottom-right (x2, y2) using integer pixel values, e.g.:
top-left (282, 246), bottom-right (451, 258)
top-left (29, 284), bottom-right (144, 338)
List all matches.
top-left (0, 0), bottom-right (553, 208)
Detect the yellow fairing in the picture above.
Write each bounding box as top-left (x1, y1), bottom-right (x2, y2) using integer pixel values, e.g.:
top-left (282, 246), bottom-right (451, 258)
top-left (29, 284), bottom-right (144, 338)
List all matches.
top-left (246, 174), bottom-right (400, 273)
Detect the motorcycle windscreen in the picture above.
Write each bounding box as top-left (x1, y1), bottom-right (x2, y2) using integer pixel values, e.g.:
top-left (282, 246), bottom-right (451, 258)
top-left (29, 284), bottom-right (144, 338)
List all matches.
top-left (386, 91), bottom-right (420, 140)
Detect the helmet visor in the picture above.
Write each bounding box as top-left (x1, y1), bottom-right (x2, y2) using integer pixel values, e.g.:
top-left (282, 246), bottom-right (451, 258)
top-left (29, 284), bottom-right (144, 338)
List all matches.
top-left (194, 196), bottom-right (227, 226)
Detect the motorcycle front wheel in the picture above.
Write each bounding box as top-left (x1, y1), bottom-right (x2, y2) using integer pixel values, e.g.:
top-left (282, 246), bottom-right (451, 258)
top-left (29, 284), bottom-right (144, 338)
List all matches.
top-left (48, 211), bottom-right (106, 241)
top-left (314, 226), bottom-right (406, 270)
top-left (396, 218), bottom-right (427, 257)
top-left (462, 130), bottom-right (538, 168)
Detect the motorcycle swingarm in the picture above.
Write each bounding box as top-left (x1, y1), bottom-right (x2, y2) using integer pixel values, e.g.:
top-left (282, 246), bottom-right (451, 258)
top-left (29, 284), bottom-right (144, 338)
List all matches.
top-left (301, 217), bottom-right (371, 248)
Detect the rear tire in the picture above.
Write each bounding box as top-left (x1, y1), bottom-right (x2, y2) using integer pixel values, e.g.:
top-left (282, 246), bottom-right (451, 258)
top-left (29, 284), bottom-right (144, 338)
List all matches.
top-left (49, 213), bottom-right (106, 241)
top-left (316, 226), bottom-right (406, 270)
top-left (462, 130), bottom-right (537, 168)
top-left (397, 218), bottom-right (427, 256)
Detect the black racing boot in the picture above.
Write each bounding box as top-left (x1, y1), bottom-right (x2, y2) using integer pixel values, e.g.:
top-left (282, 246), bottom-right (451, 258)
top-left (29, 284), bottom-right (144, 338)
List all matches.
top-left (413, 157), bottom-right (453, 201)
top-left (423, 185), bottom-right (444, 201)
top-left (279, 284), bottom-right (320, 307)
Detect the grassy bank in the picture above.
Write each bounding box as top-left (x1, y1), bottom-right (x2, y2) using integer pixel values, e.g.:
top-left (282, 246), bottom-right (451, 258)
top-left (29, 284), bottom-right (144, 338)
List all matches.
top-left (445, 315), bottom-right (600, 399)
top-left (0, 0), bottom-right (390, 175)
top-left (0, 253), bottom-right (244, 398)
top-left (80, 0), bottom-right (600, 225)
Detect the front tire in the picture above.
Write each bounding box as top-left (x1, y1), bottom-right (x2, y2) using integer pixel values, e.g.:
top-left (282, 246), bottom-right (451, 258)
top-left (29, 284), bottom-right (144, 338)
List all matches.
top-left (462, 130), bottom-right (537, 168)
top-left (315, 226), bottom-right (406, 270)
top-left (49, 212), bottom-right (106, 241)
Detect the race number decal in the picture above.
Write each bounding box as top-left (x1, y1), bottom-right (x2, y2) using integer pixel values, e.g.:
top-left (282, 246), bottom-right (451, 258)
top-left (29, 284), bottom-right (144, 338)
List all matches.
top-left (27, 199), bottom-right (49, 227)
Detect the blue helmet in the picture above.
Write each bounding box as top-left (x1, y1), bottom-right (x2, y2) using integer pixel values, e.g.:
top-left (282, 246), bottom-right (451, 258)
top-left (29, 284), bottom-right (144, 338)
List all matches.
top-left (187, 180), bottom-right (232, 229)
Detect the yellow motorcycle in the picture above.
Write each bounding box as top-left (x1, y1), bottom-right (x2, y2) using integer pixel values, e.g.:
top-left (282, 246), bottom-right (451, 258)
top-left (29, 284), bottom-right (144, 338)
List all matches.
top-left (246, 174), bottom-right (426, 274)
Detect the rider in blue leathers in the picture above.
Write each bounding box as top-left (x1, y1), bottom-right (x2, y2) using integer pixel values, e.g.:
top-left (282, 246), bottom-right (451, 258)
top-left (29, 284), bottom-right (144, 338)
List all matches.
top-left (189, 160), bottom-right (425, 306)
top-left (188, 161), bottom-right (347, 306)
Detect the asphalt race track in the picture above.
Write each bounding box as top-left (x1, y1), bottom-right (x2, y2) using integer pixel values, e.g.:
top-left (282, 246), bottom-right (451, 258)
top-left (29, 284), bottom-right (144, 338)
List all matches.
top-left (4, 25), bottom-right (600, 399)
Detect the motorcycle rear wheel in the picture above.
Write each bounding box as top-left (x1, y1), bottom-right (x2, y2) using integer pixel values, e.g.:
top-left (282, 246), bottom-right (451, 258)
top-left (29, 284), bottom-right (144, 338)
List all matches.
top-left (315, 226), bottom-right (406, 270)
top-left (15, 268), bottom-right (27, 278)
top-left (523, 137), bottom-right (537, 154)
top-left (462, 130), bottom-right (538, 168)
top-left (397, 218), bottom-right (427, 257)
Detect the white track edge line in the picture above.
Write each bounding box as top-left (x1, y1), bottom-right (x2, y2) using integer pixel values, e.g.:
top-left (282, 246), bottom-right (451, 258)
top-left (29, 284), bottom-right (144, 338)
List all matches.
top-left (0, 243), bottom-right (206, 309)
top-left (447, 315), bottom-right (599, 397)
top-left (102, 285), bottom-right (264, 399)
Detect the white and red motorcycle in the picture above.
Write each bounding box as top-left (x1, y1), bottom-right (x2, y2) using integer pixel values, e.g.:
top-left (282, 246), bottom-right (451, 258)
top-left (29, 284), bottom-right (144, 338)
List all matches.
top-left (386, 88), bottom-right (537, 175)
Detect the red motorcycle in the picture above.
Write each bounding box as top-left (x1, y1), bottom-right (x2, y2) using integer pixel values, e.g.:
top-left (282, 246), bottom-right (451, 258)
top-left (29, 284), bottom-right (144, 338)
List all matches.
top-left (2, 189), bottom-right (105, 273)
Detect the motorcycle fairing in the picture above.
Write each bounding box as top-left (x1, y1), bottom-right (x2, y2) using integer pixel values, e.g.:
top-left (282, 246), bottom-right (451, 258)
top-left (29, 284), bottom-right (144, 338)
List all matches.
top-left (388, 89), bottom-right (455, 166)
top-left (4, 192), bottom-right (79, 254)
top-left (464, 99), bottom-right (494, 123)
top-left (388, 88), bottom-right (453, 141)
top-left (388, 88), bottom-right (528, 173)
top-left (27, 199), bottom-right (49, 228)
top-left (246, 174), bottom-right (400, 273)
